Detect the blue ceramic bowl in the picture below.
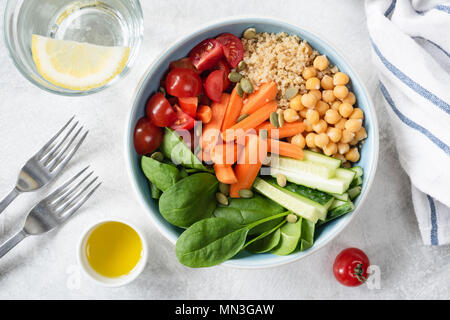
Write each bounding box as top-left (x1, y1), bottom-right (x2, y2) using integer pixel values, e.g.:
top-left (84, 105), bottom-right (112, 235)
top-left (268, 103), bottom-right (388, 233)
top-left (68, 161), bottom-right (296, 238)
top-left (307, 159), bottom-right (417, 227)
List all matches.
top-left (125, 17), bottom-right (379, 268)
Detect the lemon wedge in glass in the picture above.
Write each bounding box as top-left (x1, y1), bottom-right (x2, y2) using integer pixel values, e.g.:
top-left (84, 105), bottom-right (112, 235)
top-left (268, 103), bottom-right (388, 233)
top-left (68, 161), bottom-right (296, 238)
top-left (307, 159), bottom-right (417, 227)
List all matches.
top-left (31, 35), bottom-right (130, 91)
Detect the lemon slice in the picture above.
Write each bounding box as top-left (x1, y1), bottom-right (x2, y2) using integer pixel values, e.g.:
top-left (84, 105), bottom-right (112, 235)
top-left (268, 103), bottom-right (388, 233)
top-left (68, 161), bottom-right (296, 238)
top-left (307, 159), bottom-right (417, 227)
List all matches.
top-left (31, 34), bottom-right (130, 91)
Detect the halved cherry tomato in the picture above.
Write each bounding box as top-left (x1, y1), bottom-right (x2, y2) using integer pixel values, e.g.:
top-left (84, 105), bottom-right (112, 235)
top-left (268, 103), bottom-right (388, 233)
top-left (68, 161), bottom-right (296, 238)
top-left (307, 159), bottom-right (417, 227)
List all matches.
top-left (170, 105), bottom-right (195, 131)
top-left (214, 59), bottom-right (231, 90)
top-left (178, 97), bottom-right (198, 117)
top-left (215, 33), bottom-right (244, 68)
top-left (134, 117), bottom-right (163, 155)
top-left (204, 70), bottom-right (224, 103)
top-left (333, 248), bottom-right (370, 287)
top-left (166, 68), bottom-right (202, 98)
top-left (169, 57), bottom-right (201, 74)
top-left (146, 92), bottom-right (176, 127)
top-left (197, 105), bottom-right (212, 124)
top-left (189, 39), bottom-right (224, 72)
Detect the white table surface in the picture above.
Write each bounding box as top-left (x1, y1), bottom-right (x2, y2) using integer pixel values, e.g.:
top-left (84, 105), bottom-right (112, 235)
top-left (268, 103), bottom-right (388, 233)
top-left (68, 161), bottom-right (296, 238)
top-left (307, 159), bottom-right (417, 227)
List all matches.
top-left (0, 0), bottom-right (449, 300)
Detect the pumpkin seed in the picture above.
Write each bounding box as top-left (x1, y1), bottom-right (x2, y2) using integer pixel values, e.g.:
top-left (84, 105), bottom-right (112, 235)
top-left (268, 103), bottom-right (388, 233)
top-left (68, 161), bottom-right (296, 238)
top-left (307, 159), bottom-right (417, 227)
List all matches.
top-left (237, 113), bottom-right (249, 123)
top-left (240, 78), bottom-right (254, 94)
top-left (269, 112), bottom-right (279, 128)
top-left (284, 87), bottom-right (299, 100)
top-left (150, 151), bottom-right (164, 162)
top-left (259, 129), bottom-right (268, 140)
top-left (238, 189), bottom-right (254, 198)
top-left (236, 83), bottom-right (244, 98)
top-left (276, 173), bottom-right (287, 187)
top-left (237, 61), bottom-right (247, 72)
top-left (228, 72), bottom-right (243, 83)
top-left (218, 182), bottom-right (230, 196)
top-left (286, 214), bottom-right (298, 223)
top-left (158, 87), bottom-right (166, 97)
top-left (278, 112), bottom-right (285, 128)
top-left (243, 28), bottom-right (257, 40)
top-left (216, 192), bottom-right (229, 206)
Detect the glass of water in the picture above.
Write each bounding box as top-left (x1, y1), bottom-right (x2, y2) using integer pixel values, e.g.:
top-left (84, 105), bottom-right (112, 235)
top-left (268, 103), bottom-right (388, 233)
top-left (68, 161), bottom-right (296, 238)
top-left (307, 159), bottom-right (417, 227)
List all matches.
top-left (4, 0), bottom-right (144, 95)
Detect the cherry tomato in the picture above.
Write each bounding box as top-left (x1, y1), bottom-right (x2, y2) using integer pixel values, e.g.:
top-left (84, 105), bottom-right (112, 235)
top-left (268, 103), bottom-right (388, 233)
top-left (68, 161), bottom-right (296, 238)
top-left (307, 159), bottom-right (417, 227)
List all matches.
top-left (214, 59), bottom-right (231, 90)
top-left (134, 117), bottom-right (163, 155)
top-left (204, 70), bottom-right (224, 103)
top-left (170, 105), bottom-right (195, 131)
top-left (169, 57), bottom-right (201, 74)
top-left (189, 39), bottom-right (224, 72)
top-left (178, 97), bottom-right (198, 117)
top-left (166, 68), bottom-right (203, 98)
top-left (333, 248), bottom-right (370, 287)
top-left (215, 33), bottom-right (244, 68)
top-left (146, 92), bottom-right (176, 127)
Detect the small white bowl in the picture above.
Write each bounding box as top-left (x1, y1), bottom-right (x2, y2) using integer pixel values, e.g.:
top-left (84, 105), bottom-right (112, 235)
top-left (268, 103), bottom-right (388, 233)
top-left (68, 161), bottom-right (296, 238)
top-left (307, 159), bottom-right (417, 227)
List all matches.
top-left (77, 219), bottom-right (148, 287)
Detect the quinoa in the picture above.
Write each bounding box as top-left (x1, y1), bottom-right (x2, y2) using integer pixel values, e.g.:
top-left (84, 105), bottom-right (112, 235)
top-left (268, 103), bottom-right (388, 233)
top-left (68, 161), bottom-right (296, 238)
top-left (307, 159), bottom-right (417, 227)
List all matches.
top-left (241, 32), bottom-right (338, 108)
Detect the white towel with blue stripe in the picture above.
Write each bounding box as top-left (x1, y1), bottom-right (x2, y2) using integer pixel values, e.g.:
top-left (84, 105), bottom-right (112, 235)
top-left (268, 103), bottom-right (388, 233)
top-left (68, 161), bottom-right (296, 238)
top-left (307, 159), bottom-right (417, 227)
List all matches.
top-left (366, 0), bottom-right (450, 245)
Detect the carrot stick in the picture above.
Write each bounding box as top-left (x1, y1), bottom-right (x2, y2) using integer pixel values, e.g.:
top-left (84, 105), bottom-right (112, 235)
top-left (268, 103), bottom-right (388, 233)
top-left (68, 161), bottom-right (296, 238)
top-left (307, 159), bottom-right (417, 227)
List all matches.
top-left (240, 81), bottom-right (278, 116)
top-left (221, 86), bottom-right (244, 131)
top-left (200, 93), bottom-right (230, 151)
top-left (214, 164), bottom-right (238, 184)
top-left (230, 135), bottom-right (267, 198)
top-left (197, 105), bottom-right (212, 124)
top-left (210, 143), bottom-right (239, 165)
top-left (222, 101), bottom-right (277, 143)
top-left (256, 121), bottom-right (306, 139)
top-left (267, 138), bottom-right (304, 160)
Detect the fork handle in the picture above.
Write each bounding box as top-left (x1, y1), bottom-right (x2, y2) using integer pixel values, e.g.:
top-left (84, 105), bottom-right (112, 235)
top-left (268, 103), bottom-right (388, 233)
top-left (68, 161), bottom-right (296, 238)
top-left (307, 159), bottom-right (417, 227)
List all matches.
top-left (0, 230), bottom-right (27, 259)
top-left (0, 188), bottom-right (20, 215)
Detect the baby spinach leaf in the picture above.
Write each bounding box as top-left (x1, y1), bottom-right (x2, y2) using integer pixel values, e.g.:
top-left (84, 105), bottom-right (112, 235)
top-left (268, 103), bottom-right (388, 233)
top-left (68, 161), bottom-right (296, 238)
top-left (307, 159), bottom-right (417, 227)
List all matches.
top-left (270, 218), bottom-right (303, 256)
top-left (161, 128), bottom-right (212, 172)
top-left (141, 156), bottom-right (181, 192)
top-left (159, 173), bottom-right (218, 228)
top-left (299, 218), bottom-right (315, 251)
top-left (245, 221), bottom-right (285, 253)
top-left (149, 182), bottom-right (161, 200)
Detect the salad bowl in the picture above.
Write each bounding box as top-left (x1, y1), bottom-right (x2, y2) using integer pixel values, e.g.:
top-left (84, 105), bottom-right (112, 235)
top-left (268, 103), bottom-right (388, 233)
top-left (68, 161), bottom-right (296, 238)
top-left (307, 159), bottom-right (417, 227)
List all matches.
top-left (125, 16), bottom-right (379, 268)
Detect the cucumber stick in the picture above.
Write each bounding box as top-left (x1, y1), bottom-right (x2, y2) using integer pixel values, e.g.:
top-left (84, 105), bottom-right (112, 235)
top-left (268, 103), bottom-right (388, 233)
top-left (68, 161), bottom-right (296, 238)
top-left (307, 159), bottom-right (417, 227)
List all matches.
top-left (271, 156), bottom-right (337, 179)
top-left (302, 150), bottom-right (341, 169)
top-left (348, 186), bottom-right (362, 200)
top-left (330, 192), bottom-right (349, 201)
top-left (253, 178), bottom-right (323, 223)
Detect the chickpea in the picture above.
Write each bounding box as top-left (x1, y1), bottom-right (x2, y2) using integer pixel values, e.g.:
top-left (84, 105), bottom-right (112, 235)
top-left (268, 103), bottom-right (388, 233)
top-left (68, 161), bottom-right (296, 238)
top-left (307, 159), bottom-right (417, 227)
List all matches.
top-left (341, 129), bottom-right (355, 143)
top-left (302, 67), bottom-right (317, 80)
top-left (290, 95), bottom-right (304, 111)
top-left (323, 142), bottom-right (338, 156)
top-left (313, 55), bottom-right (328, 71)
top-left (333, 153), bottom-right (346, 162)
top-left (345, 147), bottom-right (360, 162)
top-left (324, 109), bottom-right (342, 125)
top-left (333, 72), bottom-right (349, 86)
top-left (291, 134), bottom-right (306, 148)
top-left (335, 118), bottom-right (347, 130)
top-left (338, 142), bottom-right (350, 154)
top-left (343, 92), bottom-right (356, 105)
top-left (330, 101), bottom-right (341, 111)
top-left (355, 127), bottom-right (368, 141)
top-left (321, 75), bottom-right (334, 90)
top-left (314, 133), bottom-right (329, 148)
top-left (350, 135), bottom-right (359, 146)
top-left (327, 127), bottom-right (342, 143)
top-left (350, 108), bottom-right (364, 119)
top-left (283, 108), bottom-right (300, 123)
top-left (345, 119), bottom-right (363, 133)
top-left (316, 100), bottom-right (330, 116)
top-left (322, 90), bottom-right (336, 103)
top-left (338, 102), bottom-right (354, 118)
top-left (305, 77), bottom-right (321, 90)
top-left (310, 89), bottom-right (322, 101)
top-left (305, 133), bottom-right (317, 148)
top-left (301, 93), bottom-right (317, 108)
top-left (309, 147), bottom-right (322, 153)
top-left (299, 109), bottom-right (308, 119)
top-left (312, 119), bottom-right (328, 134)
top-left (306, 109), bottom-right (320, 125)
top-left (334, 85), bottom-right (349, 100)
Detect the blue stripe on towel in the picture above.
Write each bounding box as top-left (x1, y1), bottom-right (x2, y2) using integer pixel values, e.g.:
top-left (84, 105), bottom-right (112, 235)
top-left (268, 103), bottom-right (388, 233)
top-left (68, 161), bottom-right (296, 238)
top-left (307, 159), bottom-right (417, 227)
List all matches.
top-left (372, 40), bottom-right (450, 114)
top-left (379, 82), bottom-right (450, 156)
top-left (426, 195), bottom-right (439, 245)
top-left (412, 36), bottom-right (450, 59)
top-left (384, 0), bottom-right (397, 17)
top-left (415, 5), bottom-right (450, 15)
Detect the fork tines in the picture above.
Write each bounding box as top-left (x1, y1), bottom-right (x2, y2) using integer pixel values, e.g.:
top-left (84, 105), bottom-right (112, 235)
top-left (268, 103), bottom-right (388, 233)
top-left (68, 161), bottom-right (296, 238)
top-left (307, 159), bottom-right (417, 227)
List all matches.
top-left (37, 116), bottom-right (88, 173)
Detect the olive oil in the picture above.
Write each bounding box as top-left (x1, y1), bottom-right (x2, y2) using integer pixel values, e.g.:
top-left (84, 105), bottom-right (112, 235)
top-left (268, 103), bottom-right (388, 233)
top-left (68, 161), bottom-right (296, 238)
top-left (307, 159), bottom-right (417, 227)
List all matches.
top-left (86, 221), bottom-right (143, 278)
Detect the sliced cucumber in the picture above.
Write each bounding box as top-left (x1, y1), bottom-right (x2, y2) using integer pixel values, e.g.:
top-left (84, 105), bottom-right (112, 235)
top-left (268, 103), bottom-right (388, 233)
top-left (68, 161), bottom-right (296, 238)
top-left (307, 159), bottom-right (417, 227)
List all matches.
top-left (350, 166), bottom-right (363, 177)
top-left (270, 156), bottom-right (337, 179)
top-left (330, 192), bottom-right (349, 201)
top-left (329, 199), bottom-right (348, 210)
top-left (350, 176), bottom-right (363, 188)
top-left (348, 186), bottom-right (362, 200)
top-left (317, 200), bottom-right (355, 226)
top-left (303, 150), bottom-right (341, 169)
top-left (253, 178), bottom-right (321, 223)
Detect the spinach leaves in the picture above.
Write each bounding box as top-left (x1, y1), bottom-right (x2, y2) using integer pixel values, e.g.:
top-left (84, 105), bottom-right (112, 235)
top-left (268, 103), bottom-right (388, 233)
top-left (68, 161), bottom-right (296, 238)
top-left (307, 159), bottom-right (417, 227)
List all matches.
top-left (270, 219), bottom-right (303, 256)
top-left (159, 173), bottom-right (219, 228)
top-left (141, 156), bottom-right (181, 192)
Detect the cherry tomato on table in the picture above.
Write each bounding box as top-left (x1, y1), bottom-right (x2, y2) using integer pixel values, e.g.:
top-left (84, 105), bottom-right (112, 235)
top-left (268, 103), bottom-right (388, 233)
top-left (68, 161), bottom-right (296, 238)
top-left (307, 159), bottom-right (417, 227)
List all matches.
top-left (170, 105), bottom-right (195, 131)
top-left (146, 92), bottom-right (176, 127)
top-left (134, 117), bottom-right (163, 155)
top-left (178, 97), bottom-right (198, 117)
top-left (333, 248), bottom-right (370, 287)
top-left (189, 39), bottom-right (224, 72)
top-left (166, 68), bottom-right (202, 98)
top-left (216, 33), bottom-right (244, 68)
top-left (204, 70), bottom-right (225, 103)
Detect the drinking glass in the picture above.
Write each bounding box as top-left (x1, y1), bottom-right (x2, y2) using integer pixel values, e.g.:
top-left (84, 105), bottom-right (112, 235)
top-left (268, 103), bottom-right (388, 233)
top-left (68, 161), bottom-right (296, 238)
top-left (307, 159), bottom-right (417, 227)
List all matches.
top-left (4, 0), bottom-right (144, 95)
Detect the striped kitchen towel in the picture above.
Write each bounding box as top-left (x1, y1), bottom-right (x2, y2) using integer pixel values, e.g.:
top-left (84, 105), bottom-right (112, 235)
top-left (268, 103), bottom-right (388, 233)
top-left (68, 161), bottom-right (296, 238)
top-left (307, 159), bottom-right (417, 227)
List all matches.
top-left (365, 0), bottom-right (450, 245)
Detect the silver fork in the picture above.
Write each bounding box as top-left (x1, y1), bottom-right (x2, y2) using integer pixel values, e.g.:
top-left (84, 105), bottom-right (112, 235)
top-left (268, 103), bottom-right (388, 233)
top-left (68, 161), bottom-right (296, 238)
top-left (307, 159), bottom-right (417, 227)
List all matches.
top-left (0, 117), bottom-right (88, 215)
top-left (0, 167), bottom-right (101, 259)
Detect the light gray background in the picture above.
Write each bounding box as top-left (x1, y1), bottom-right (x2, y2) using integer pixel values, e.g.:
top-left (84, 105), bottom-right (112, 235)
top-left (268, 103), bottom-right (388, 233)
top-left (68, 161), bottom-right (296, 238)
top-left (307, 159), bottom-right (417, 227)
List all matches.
top-left (0, 0), bottom-right (448, 299)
